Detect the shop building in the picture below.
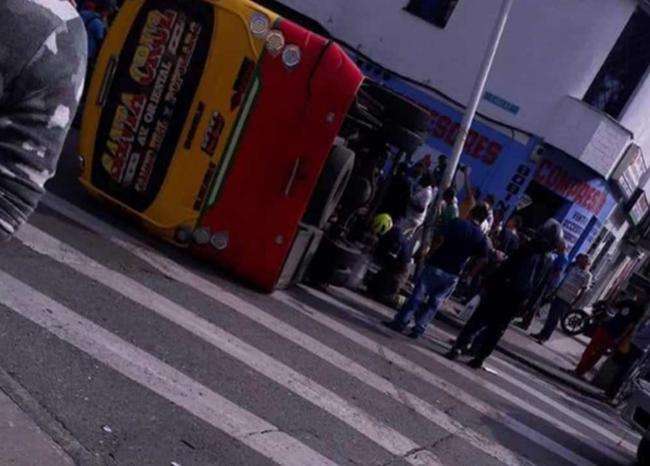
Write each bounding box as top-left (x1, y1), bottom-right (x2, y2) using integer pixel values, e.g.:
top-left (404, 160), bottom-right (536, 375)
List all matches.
top-left (586, 193), bottom-right (650, 304)
top-left (269, 0), bottom-right (650, 257)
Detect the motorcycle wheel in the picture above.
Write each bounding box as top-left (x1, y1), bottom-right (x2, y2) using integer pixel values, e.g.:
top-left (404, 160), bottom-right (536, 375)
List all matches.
top-left (561, 309), bottom-right (589, 336)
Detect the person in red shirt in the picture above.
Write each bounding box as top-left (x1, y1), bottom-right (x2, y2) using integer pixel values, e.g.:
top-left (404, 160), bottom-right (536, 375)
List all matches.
top-left (575, 287), bottom-right (648, 378)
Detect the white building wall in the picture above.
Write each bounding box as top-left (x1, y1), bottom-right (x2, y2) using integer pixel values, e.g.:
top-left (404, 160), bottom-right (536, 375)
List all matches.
top-left (279, 0), bottom-right (645, 157)
top-left (620, 69), bottom-right (650, 161)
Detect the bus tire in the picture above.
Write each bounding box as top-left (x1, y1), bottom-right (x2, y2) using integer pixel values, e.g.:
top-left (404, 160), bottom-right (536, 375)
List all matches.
top-left (385, 124), bottom-right (424, 154)
top-left (303, 146), bottom-right (355, 228)
top-left (308, 236), bottom-right (363, 286)
top-left (363, 82), bottom-right (431, 133)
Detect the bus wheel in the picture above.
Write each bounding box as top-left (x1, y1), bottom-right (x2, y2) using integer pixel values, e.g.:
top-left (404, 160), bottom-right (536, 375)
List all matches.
top-left (385, 124), bottom-right (424, 155)
top-left (303, 146), bottom-right (355, 228)
top-left (308, 236), bottom-right (363, 287)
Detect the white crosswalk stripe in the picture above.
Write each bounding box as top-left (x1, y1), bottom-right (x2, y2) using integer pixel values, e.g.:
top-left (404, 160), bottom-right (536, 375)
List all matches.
top-left (489, 355), bottom-right (641, 439)
top-left (454, 343), bottom-right (641, 445)
top-left (290, 286), bottom-right (630, 465)
top-left (329, 287), bottom-right (638, 457)
top-left (334, 289), bottom-right (641, 455)
top-left (37, 193), bottom-right (637, 465)
top-left (0, 269), bottom-right (334, 466)
top-left (36, 209), bottom-right (535, 464)
top-left (16, 223), bottom-right (441, 466)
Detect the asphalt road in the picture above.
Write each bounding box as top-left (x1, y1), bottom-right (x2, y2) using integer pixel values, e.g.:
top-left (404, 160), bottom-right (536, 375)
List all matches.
top-left (0, 133), bottom-right (641, 465)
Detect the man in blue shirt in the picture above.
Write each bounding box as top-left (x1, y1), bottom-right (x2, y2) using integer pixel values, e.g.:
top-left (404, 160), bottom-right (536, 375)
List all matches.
top-left (384, 204), bottom-right (490, 339)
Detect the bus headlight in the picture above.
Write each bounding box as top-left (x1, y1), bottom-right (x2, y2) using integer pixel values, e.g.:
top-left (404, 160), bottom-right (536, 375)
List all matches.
top-left (210, 231), bottom-right (229, 250)
top-left (192, 227), bottom-right (211, 245)
top-left (266, 30), bottom-right (285, 56)
top-left (250, 13), bottom-right (270, 38)
top-left (282, 45), bottom-right (301, 68)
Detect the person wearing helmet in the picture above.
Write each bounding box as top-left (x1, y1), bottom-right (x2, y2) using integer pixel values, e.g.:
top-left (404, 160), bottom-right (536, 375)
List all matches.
top-left (372, 213), bottom-right (394, 236)
top-left (384, 203), bottom-right (490, 339)
top-left (447, 219), bottom-right (565, 369)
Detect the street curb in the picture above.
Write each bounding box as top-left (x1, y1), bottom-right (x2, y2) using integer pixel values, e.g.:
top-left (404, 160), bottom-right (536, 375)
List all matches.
top-left (491, 343), bottom-right (604, 398)
top-left (0, 366), bottom-right (101, 466)
top-left (436, 312), bottom-right (605, 398)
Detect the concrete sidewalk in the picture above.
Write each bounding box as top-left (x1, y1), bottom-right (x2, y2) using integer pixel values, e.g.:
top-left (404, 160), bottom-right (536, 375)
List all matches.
top-left (0, 389), bottom-right (74, 466)
top-left (440, 300), bottom-right (604, 397)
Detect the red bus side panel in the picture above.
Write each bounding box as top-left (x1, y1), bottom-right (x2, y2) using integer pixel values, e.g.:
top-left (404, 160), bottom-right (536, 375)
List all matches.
top-left (197, 21), bottom-right (363, 290)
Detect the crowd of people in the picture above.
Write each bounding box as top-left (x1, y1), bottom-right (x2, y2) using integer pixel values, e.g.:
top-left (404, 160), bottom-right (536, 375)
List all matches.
top-left (377, 155), bottom-right (649, 379)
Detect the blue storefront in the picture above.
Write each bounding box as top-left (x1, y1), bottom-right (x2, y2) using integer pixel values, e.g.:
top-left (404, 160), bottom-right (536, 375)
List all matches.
top-left (530, 146), bottom-right (617, 259)
top-left (359, 61), bottom-right (617, 257)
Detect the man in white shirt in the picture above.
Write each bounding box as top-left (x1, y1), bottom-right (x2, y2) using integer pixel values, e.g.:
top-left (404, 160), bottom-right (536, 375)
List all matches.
top-left (398, 173), bottom-right (434, 236)
top-left (482, 194), bottom-right (496, 235)
top-left (532, 253), bottom-right (592, 343)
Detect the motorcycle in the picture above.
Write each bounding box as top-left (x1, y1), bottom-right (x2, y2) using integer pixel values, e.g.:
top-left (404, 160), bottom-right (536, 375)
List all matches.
top-left (560, 300), bottom-right (616, 336)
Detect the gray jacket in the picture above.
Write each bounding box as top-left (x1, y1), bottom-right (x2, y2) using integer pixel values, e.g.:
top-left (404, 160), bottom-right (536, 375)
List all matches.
top-left (0, 0), bottom-right (87, 240)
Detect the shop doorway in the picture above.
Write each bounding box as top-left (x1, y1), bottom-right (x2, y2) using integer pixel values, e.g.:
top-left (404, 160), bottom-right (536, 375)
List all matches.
top-left (517, 181), bottom-right (567, 232)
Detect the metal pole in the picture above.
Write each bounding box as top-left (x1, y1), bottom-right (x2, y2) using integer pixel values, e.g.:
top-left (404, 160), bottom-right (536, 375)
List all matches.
top-left (439, 0), bottom-right (515, 191)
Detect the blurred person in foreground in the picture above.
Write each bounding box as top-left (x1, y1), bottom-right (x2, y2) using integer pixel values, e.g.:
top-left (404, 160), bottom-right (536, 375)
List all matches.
top-left (0, 0), bottom-right (87, 241)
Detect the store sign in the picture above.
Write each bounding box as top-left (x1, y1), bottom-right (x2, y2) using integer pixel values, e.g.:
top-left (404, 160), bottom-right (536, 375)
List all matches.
top-left (427, 110), bottom-right (503, 165)
top-left (629, 191), bottom-right (649, 225)
top-left (533, 150), bottom-right (616, 256)
top-left (561, 208), bottom-right (592, 250)
top-left (483, 91), bottom-right (520, 115)
top-left (578, 118), bottom-right (630, 178)
top-left (612, 144), bottom-right (648, 199)
top-left (535, 159), bottom-right (608, 215)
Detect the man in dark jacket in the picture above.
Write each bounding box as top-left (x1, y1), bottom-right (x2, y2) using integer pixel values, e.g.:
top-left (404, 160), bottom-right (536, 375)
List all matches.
top-left (0, 1), bottom-right (87, 241)
top-left (447, 220), bottom-right (565, 368)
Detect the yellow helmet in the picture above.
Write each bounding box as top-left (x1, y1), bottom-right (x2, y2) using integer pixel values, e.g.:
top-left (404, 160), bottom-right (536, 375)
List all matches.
top-left (372, 213), bottom-right (393, 236)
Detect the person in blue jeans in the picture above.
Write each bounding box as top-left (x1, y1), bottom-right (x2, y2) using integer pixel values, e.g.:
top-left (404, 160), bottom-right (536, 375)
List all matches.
top-left (383, 204), bottom-right (490, 339)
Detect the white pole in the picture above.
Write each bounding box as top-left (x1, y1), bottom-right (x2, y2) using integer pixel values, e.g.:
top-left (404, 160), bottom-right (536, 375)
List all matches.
top-left (439, 0), bottom-right (515, 191)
